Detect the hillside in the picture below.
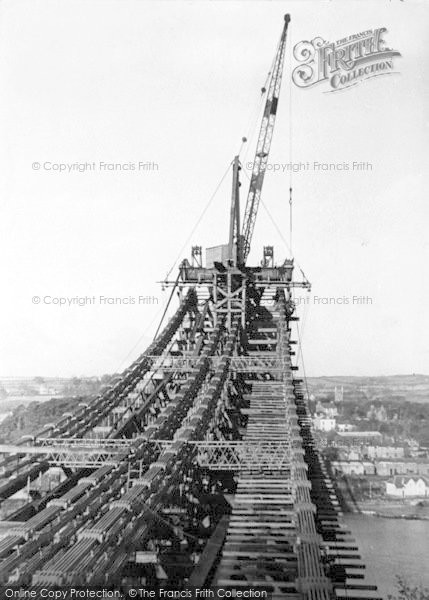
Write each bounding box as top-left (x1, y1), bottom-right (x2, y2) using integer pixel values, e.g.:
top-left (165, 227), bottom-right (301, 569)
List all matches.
top-left (0, 396), bottom-right (88, 444)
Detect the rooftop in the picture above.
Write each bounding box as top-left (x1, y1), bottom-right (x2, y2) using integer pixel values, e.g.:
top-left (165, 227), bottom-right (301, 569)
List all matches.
top-left (389, 475), bottom-right (429, 488)
top-left (337, 431), bottom-right (382, 438)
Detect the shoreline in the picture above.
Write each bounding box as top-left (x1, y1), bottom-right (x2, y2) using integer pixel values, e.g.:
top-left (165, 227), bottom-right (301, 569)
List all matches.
top-left (358, 509), bottom-right (429, 520)
top-left (345, 501), bottom-right (429, 520)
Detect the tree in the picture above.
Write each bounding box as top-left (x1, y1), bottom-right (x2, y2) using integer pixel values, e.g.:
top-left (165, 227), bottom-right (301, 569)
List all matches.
top-left (388, 576), bottom-right (429, 600)
top-left (323, 446), bottom-right (339, 461)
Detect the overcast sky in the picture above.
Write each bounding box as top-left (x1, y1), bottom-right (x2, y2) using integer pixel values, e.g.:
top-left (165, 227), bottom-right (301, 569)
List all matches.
top-left (0, 0), bottom-right (428, 378)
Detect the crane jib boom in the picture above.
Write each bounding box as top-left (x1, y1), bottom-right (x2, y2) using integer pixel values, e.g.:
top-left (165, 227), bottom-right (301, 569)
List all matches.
top-left (241, 14), bottom-right (290, 263)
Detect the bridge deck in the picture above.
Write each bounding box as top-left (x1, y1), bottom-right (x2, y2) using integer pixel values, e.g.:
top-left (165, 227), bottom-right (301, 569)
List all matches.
top-left (215, 313), bottom-right (317, 598)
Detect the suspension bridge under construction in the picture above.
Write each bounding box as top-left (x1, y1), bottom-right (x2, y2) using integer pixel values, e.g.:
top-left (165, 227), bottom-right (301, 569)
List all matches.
top-left (0, 14), bottom-right (380, 600)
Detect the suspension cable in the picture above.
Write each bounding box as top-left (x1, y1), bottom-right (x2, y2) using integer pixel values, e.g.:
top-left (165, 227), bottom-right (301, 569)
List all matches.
top-left (164, 161), bottom-right (232, 281)
top-left (153, 272), bottom-right (180, 341)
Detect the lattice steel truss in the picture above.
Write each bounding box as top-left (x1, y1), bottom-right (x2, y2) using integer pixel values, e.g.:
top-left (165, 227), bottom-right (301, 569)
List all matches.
top-left (195, 440), bottom-right (291, 470)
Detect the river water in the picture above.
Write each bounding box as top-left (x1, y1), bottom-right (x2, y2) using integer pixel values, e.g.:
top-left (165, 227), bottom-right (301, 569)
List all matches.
top-left (343, 514), bottom-right (429, 598)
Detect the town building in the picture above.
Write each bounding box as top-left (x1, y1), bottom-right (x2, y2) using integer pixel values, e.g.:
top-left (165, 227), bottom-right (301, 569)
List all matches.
top-left (337, 448), bottom-right (361, 461)
top-left (337, 422), bottom-right (356, 433)
top-left (385, 476), bottom-right (429, 498)
top-left (331, 461), bottom-right (376, 476)
top-left (335, 431), bottom-right (382, 446)
top-left (375, 458), bottom-right (429, 477)
top-left (365, 445), bottom-right (405, 460)
top-left (315, 401), bottom-right (338, 418)
top-left (313, 415), bottom-right (336, 432)
top-left (334, 386), bottom-right (344, 403)
top-left (366, 404), bottom-right (388, 422)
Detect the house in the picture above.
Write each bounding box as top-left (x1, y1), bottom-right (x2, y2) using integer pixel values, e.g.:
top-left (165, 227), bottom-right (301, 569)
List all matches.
top-left (362, 461), bottom-right (376, 475)
top-left (313, 414), bottom-right (336, 432)
top-left (366, 405), bottom-right (387, 422)
top-left (337, 423), bottom-right (356, 433)
top-left (336, 431), bottom-right (382, 446)
top-left (316, 401), bottom-right (338, 418)
top-left (385, 476), bottom-right (429, 498)
top-left (365, 445), bottom-right (405, 460)
top-left (375, 458), bottom-right (429, 477)
top-left (331, 461), bottom-right (364, 476)
top-left (337, 448), bottom-right (361, 461)
top-left (330, 461), bottom-right (375, 476)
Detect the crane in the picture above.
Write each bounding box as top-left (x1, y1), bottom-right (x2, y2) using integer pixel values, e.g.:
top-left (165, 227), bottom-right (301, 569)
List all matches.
top-left (241, 14), bottom-right (291, 264)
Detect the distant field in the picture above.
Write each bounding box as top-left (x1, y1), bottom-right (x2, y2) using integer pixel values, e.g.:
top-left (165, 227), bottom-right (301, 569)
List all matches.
top-left (307, 374), bottom-right (429, 385)
top-left (306, 374), bottom-right (429, 403)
